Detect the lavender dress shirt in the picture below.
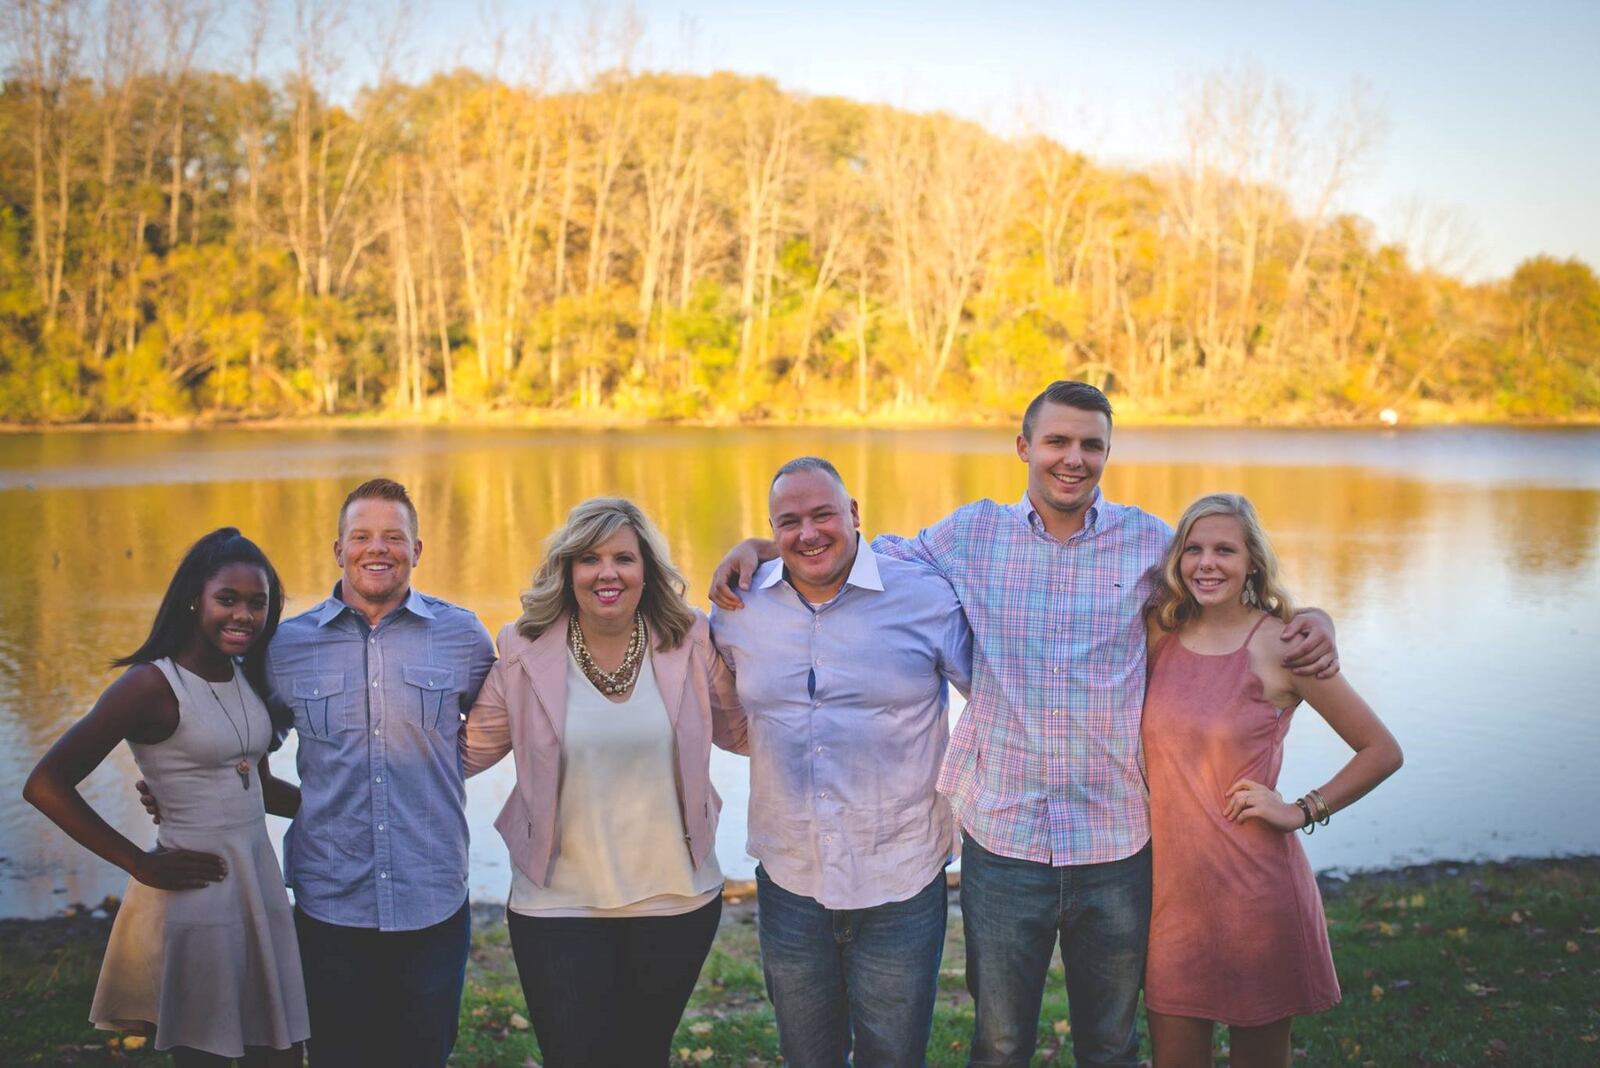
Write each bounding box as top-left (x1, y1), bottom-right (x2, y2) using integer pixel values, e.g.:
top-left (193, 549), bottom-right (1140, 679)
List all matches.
top-left (710, 539), bottom-right (972, 910)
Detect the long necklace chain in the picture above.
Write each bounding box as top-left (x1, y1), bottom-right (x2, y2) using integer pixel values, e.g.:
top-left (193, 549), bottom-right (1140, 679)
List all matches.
top-left (176, 663), bottom-right (254, 790)
top-left (568, 612), bottom-right (646, 696)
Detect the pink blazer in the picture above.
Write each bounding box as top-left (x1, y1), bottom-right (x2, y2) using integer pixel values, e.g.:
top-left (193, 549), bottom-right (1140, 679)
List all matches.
top-left (461, 610), bottom-right (748, 888)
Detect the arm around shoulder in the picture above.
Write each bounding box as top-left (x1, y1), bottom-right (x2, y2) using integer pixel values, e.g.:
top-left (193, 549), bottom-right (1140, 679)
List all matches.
top-left (459, 625), bottom-right (516, 777)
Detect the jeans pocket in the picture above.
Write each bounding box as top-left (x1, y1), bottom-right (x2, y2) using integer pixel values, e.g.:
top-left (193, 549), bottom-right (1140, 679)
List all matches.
top-left (402, 665), bottom-right (458, 731)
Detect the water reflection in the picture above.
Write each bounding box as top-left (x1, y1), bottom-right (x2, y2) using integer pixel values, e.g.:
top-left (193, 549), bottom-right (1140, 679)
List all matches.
top-left (1, 427), bottom-right (1597, 917)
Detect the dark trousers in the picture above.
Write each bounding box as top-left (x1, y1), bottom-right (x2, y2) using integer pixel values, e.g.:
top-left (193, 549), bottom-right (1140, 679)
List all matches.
top-left (294, 901), bottom-right (471, 1068)
top-left (506, 894), bottom-right (722, 1068)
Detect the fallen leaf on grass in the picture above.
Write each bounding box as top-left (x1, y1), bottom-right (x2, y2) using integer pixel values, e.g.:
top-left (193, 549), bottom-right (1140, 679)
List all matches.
top-left (508, 1013), bottom-right (530, 1031)
top-left (1580, 1033), bottom-right (1597, 1043)
top-left (1369, 984), bottom-right (1384, 1001)
top-left (1445, 927), bottom-right (1469, 940)
top-left (691, 1048), bottom-right (714, 1063)
top-left (1464, 982), bottom-right (1499, 997)
top-left (1565, 941), bottom-right (1579, 954)
top-left (688, 1022), bottom-right (713, 1036)
top-left (1486, 1037), bottom-right (1509, 1058)
top-left (1408, 893), bottom-right (1425, 907)
top-left (122, 1036), bottom-right (147, 1050)
top-left (1052, 1019), bottom-right (1070, 1034)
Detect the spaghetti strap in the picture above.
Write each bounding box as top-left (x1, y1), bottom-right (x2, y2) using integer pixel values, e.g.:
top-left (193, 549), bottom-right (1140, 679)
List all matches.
top-left (1240, 612), bottom-right (1272, 650)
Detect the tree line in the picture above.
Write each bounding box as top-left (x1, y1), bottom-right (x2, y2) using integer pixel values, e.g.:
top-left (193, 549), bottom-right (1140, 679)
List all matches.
top-left (2, 1), bottom-right (1596, 425)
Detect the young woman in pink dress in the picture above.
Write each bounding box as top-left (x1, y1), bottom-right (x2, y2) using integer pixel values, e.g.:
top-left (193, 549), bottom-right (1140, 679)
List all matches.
top-left (1141, 494), bottom-right (1403, 1068)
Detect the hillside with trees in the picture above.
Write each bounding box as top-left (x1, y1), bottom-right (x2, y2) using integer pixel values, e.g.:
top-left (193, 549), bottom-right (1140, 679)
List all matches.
top-left (2, 3), bottom-right (1596, 425)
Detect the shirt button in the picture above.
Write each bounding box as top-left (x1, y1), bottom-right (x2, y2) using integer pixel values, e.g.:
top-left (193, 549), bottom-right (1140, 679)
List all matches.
top-left (370, 637), bottom-right (376, 644)
top-left (373, 727), bottom-right (381, 736)
top-left (818, 791), bottom-right (828, 799)
top-left (377, 823), bottom-right (385, 831)
top-left (379, 871), bottom-right (388, 879)
top-left (815, 746), bottom-right (824, 754)
top-left (374, 775), bottom-right (383, 783)
top-left (371, 679), bottom-right (378, 688)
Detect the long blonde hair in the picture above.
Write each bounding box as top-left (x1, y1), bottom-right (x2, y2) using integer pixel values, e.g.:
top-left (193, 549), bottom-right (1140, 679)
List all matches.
top-left (516, 497), bottom-right (695, 650)
top-left (1148, 493), bottom-right (1295, 631)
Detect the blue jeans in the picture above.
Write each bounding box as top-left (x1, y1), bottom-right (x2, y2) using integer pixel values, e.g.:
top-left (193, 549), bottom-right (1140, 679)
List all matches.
top-left (960, 834), bottom-right (1151, 1068)
top-left (756, 865), bottom-right (948, 1068)
top-left (295, 900), bottom-right (471, 1068)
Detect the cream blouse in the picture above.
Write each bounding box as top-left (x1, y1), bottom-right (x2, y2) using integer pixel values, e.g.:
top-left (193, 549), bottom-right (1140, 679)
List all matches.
top-left (508, 653), bottom-right (722, 917)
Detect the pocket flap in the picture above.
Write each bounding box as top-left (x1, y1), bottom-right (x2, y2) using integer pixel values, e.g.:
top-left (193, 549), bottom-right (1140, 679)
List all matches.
top-left (292, 674), bottom-right (345, 699)
top-left (403, 665), bottom-right (456, 692)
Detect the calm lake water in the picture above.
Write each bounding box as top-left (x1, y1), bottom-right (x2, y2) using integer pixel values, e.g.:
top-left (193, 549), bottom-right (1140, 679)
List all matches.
top-left (1, 425), bottom-right (1596, 919)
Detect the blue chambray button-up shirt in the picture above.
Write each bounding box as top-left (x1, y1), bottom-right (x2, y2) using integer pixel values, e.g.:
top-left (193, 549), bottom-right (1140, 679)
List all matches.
top-left (710, 539), bottom-right (973, 910)
top-left (267, 584), bottom-right (495, 931)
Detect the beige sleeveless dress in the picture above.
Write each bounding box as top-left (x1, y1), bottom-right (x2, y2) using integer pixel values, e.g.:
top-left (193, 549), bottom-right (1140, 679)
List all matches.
top-left (90, 658), bottom-right (310, 1056)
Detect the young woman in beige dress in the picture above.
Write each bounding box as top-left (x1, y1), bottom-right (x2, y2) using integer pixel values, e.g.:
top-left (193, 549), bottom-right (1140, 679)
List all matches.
top-left (24, 528), bottom-right (309, 1067)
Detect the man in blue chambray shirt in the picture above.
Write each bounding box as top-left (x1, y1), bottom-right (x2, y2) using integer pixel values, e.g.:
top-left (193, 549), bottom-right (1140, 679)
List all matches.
top-left (270, 478), bottom-right (493, 1067)
top-left (710, 458), bottom-right (973, 1068)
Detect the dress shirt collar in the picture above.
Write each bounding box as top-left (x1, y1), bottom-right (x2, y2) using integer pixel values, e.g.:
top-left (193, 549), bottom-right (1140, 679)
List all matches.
top-left (758, 534), bottom-right (885, 596)
top-left (311, 582), bottom-right (435, 627)
top-left (1016, 487), bottom-right (1103, 539)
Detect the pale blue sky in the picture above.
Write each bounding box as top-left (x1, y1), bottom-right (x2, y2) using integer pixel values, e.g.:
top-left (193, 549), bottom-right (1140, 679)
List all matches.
top-left (232, 0), bottom-right (1600, 280)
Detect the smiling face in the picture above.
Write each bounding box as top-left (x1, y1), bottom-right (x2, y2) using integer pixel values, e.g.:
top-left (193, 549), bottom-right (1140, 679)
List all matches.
top-left (334, 498), bottom-right (421, 617)
top-left (193, 562), bottom-right (272, 658)
top-left (1179, 513), bottom-right (1253, 609)
top-left (769, 469), bottom-right (860, 603)
top-left (1017, 401), bottom-right (1110, 537)
top-left (570, 525), bottom-right (646, 633)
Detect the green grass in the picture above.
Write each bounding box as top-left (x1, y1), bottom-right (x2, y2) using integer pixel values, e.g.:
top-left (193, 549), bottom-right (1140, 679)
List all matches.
top-left (5, 859), bottom-right (1597, 1065)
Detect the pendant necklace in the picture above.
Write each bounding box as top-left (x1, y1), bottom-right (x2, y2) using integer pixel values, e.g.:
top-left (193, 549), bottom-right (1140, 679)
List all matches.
top-left (179, 665), bottom-right (254, 790)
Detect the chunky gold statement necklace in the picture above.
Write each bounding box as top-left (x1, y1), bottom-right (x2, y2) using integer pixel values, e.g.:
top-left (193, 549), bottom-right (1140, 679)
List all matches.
top-left (568, 612), bottom-right (647, 696)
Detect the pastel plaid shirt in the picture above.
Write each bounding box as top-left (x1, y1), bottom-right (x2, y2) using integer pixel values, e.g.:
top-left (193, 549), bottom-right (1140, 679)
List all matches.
top-left (873, 490), bottom-right (1172, 867)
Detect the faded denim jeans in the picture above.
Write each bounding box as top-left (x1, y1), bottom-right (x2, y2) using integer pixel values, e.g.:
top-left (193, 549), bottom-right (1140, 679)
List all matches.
top-left (756, 865), bottom-right (948, 1068)
top-left (959, 833), bottom-right (1152, 1068)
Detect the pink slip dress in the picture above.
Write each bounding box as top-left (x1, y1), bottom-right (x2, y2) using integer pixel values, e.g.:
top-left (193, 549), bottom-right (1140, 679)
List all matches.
top-left (1141, 614), bottom-right (1340, 1027)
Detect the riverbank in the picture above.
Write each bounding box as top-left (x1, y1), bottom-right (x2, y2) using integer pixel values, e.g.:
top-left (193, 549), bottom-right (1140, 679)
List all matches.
top-left (3, 857), bottom-right (1596, 1065)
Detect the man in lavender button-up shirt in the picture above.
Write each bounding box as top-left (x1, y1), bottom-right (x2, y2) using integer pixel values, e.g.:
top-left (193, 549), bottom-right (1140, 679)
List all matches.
top-left (710, 457), bottom-right (972, 1068)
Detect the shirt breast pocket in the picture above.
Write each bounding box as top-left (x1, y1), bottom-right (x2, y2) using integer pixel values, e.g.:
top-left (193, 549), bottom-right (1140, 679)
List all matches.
top-left (291, 674), bottom-right (346, 738)
top-left (402, 665), bottom-right (459, 732)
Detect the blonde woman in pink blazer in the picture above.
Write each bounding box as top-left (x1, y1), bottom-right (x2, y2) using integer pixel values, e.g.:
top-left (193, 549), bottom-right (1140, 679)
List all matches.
top-left (461, 497), bottom-right (747, 1068)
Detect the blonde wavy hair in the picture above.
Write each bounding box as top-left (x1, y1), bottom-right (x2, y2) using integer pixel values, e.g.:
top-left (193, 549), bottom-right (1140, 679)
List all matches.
top-left (1148, 493), bottom-right (1295, 632)
top-left (516, 497), bottom-right (695, 650)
